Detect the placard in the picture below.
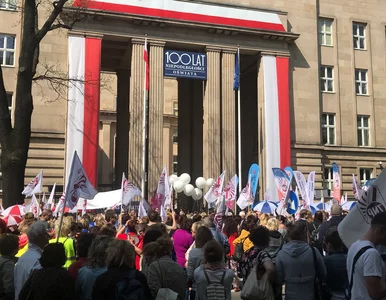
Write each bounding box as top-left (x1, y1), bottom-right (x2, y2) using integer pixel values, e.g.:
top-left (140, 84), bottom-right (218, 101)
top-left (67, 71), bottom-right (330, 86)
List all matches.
top-left (164, 50), bottom-right (207, 80)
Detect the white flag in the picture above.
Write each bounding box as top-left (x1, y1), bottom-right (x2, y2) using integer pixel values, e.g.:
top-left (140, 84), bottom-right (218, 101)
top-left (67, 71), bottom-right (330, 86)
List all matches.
top-left (46, 183), bottom-right (56, 208)
top-left (164, 167), bottom-right (172, 207)
top-left (204, 171), bottom-right (226, 204)
top-left (307, 171), bottom-right (315, 206)
top-left (293, 171), bottom-right (308, 205)
top-left (81, 199), bottom-right (87, 216)
top-left (22, 170), bottom-right (43, 197)
top-left (65, 152), bottom-right (98, 210)
top-left (237, 175), bottom-right (253, 210)
top-left (138, 199), bottom-right (148, 218)
top-left (160, 204), bottom-right (167, 222)
top-left (121, 173), bottom-right (142, 206)
top-left (53, 193), bottom-right (65, 217)
top-left (30, 194), bottom-right (41, 218)
top-left (41, 192), bottom-right (47, 205)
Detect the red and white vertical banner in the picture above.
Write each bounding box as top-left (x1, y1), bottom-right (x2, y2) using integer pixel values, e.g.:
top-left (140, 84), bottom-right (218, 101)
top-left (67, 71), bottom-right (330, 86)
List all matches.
top-left (66, 35), bottom-right (102, 187)
top-left (263, 55), bottom-right (291, 199)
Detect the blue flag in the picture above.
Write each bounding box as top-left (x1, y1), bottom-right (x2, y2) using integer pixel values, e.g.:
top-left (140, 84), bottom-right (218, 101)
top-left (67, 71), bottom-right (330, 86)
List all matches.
top-left (233, 49), bottom-right (240, 90)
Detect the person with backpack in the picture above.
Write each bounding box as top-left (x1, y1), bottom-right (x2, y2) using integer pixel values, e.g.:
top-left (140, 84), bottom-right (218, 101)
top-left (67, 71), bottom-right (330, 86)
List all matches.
top-left (318, 205), bottom-right (345, 246)
top-left (0, 234), bottom-right (19, 300)
top-left (92, 239), bottom-right (152, 300)
top-left (194, 240), bottom-right (234, 300)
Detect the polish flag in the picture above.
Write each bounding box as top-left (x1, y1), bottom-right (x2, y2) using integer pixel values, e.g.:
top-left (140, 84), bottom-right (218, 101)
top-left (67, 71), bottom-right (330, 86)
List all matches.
top-left (144, 37), bottom-right (149, 90)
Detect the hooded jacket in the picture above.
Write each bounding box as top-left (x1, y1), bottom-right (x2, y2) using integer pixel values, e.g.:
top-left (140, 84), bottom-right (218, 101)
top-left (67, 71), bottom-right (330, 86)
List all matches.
top-left (275, 240), bottom-right (326, 300)
top-left (267, 230), bottom-right (283, 262)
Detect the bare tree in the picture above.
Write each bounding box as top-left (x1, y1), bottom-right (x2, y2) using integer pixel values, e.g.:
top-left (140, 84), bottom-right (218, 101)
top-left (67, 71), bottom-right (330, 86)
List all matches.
top-left (0, 0), bottom-right (86, 207)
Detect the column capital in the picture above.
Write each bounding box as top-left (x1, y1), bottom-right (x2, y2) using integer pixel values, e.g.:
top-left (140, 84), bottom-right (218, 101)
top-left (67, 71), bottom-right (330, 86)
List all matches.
top-left (131, 37), bottom-right (145, 45)
top-left (259, 51), bottom-right (290, 58)
top-left (149, 40), bottom-right (166, 47)
top-left (67, 31), bottom-right (103, 39)
top-left (205, 46), bottom-right (222, 53)
top-left (221, 47), bottom-right (238, 54)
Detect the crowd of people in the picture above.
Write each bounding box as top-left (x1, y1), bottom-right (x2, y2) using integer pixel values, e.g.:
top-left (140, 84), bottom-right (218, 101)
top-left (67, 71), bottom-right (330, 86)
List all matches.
top-left (0, 203), bottom-right (384, 300)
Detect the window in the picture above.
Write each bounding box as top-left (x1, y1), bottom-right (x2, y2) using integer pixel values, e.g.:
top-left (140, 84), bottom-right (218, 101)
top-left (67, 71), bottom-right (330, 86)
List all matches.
top-left (360, 168), bottom-right (373, 185)
top-left (173, 155), bottom-right (178, 174)
top-left (0, 0), bottom-right (17, 10)
top-left (323, 167), bottom-right (333, 191)
top-left (355, 69), bottom-right (368, 95)
top-left (353, 22), bottom-right (366, 50)
top-left (357, 115), bottom-right (370, 146)
top-left (321, 66), bottom-right (334, 92)
top-left (6, 92), bottom-right (12, 116)
top-left (0, 35), bottom-right (15, 66)
top-left (172, 128), bottom-right (178, 144)
top-left (173, 102), bottom-right (178, 117)
top-left (321, 113), bottom-right (335, 145)
top-left (319, 18), bottom-right (333, 46)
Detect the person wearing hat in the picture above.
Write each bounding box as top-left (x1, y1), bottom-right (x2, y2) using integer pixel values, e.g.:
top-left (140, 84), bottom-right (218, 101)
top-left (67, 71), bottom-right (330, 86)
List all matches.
top-left (318, 204), bottom-right (345, 245)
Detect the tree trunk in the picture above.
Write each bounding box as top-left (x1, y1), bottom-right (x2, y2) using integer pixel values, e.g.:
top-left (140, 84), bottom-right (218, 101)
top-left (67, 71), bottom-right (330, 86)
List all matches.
top-left (1, 134), bottom-right (29, 207)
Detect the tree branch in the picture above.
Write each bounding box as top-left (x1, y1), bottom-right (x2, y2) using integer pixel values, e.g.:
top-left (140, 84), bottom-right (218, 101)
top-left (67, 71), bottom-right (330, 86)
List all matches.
top-left (35, 0), bottom-right (69, 42)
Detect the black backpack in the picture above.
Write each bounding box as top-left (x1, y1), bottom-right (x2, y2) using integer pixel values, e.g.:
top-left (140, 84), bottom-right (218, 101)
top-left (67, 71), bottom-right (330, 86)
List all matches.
top-left (115, 269), bottom-right (146, 300)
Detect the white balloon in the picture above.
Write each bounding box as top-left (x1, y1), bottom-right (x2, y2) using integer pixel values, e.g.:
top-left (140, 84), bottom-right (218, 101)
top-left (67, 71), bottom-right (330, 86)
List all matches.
top-left (180, 173), bottom-right (191, 184)
top-left (173, 180), bottom-right (185, 193)
top-left (192, 188), bottom-right (203, 200)
top-left (183, 184), bottom-right (194, 196)
top-left (169, 174), bottom-right (178, 184)
top-left (206, 178), bottom-right (215, 188)
top-left (195, 177), bottom-right (206, 189)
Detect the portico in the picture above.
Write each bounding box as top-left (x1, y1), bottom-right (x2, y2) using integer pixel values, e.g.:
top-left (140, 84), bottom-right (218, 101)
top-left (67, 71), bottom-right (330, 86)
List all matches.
top-left (63, 0), bottom-right (298, 209)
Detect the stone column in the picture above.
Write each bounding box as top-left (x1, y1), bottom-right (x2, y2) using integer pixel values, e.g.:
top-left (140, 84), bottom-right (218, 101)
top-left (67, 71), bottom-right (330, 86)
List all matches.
top-left (128, 39), bottom-right (145, 188)
top-left (148, 41), bottom-right (165, 196)
top-left (100, 122), bottom-right (113, 184)
top-left (115, 69), bottom-right (130, 187)
top-left (221, 50), bottom-right (237, 181)
top-left (203, 47), bottom-right (221, 179)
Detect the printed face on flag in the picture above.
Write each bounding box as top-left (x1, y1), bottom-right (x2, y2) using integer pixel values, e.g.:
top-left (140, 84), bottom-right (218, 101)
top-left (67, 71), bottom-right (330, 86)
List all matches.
top-left (69, 168), bottom-right (88, 206)
top-left (213, 178), bottom-right (222, 197)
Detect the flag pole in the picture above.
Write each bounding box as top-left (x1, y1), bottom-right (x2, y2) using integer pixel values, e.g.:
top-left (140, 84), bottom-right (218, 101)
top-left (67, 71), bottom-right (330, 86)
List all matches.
top-left (237, 47), bottom-right (242, 195)
top-left (141, 35), bottom-right (148, 199)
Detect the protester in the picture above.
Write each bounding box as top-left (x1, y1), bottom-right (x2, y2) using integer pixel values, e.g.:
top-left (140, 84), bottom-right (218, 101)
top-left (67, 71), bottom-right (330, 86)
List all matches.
top-left (172, 215), bottom-right (194, 268)
top-left (75, 235), bottom-right (111, 300)
top-left (14, 222), bottom-right (49, 300)
top-left (266, 217), bottom-right (283, 262)
top-left (347, 211), bottom-right (386, 300)
top-left (276, 221), bottom-right (326, 300)
top-left (68, 233), bottom-right (95, 282)
top-left (92, 239), bottom-right (152, 300)
top-left (185, 221), bottom-right (204, 265)
top-left (187, 226), bottom-right (214, 300)
top-left (319, 204), bottom-right (344, 244)
top-left (203, 216), bottom-right (230, 255)
top-left (222, 217), bottom-right (240, 291)
top-left (233, 215), bottom-right (257, 252)
top-left (143, 238), bottom-right (186, 299)
top-left (194, 240), bottom-right (234, 300)
top-left (0, 234), bottom-right (19, 300)
top-left (18, 243), bottom-right (74, 300)
top-left (39, 209), bottom-right (52, 229)
top-left (324, 231), bottom-right (348, 300)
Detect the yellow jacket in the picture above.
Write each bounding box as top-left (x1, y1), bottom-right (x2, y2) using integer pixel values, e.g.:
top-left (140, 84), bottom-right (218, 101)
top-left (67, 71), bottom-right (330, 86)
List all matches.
top-left (233, 229), bottom-right (254, 252)
top-left (49, 237), bottom-right (76, 268)
top-left (16, 244), bottom-right (28, 258)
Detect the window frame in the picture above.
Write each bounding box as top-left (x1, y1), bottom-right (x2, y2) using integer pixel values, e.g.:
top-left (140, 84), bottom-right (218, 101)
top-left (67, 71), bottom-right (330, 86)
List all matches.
top-left (0, 0), bottom-right (17, 10)
top-left (173, 101), bottom-right (178, 117)
top-left (320, 66), bottom-right (334, 93)
top-left (357, 115), bottom-right (370, 147)
top-left (0, 34), bottom-right (16, 67)
top-left (359, 168), bottom-right (373, 185)
top-left (321, 113), bottom-right (336, 145)
top-left (319, 18), bottom-right (333, 46)
top-left (353, 22), bottom-right (366, 50)
top-left (172, 128), bottom-right (178, 144)
top-left (355, 69), bottom-right (368, 96)
top-left (172, 155), bottom-right (178, 175)
top-left (323, 167), bottom-right (333, 191)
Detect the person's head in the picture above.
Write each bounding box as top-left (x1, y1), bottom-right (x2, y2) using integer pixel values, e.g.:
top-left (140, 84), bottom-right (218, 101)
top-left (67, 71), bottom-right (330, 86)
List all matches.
top-left (105, 210), bottom-right (117, 224)
top-left (191, 221), bottom-right (203, 238)
top-left (287, 221), bottom-right (308, 242)
top-left (148, 211), bottom-right (159, 223)
top-left (259, 213), bottom-right (270, 227)
top-left (178, 215), bottom-right (191, 231)
top-left (18, 220), bottom-right (33, 235)
top-left (79, 218), bottom-right (90, 231)
top-left (0, 234), bottom-right (19, 257)
top-left (314, 211), bottom-right (324, 224)
top-left (223, 218), bottom-right (238, 238)
top-left (94, 214), bottom-right (106, 227)
top-left (143, 227), bottom-right (165, 246)
top-left (87, 235), bottom-right (111, 268)
top-left (147, 223), bottom-right (168, 237)
top-left (24, 212), bottom-right (35, 223)
top-left (249, 226), bottom-right (270, 248)
top-left (243, 215), bottom-right (257, 232)
top-left (266, 217), bottom-right (280, 232)
top-left (40, 243), bottom-right (66, 268)
top-left (324, 231), bottom-right (344, 254)
top-left (106, 239), bottom-right (135, 268)
top-left (203, 240), bottom-right (224, 265)
top-left (195, 226), bottom-right (214, 248)
top-left (369, 211), bottom-right (386, 246)
top-left (89, 226), bottom-right (100, 235)
top-left (27, 221), bottom-right (50, 249)
top-left (203, 216), bottom-right (215, 228)
top-left (299, 209), bottom-right (313, 222)
top-left (98, 224), bottom-right (116, 238)
top-left (55, 216), bottom-right (72, 237)
top-left (136, 223), bottom-right (148, 237)
top-left (40, 209), bottom-right (52, 222)
top-left (330, 205), bottom-right (343, 217)
top-left (77, 233), bottom-right (96, 259)
top-left (141, 216), bottom-right (149, 224)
